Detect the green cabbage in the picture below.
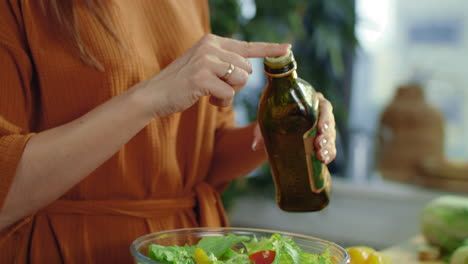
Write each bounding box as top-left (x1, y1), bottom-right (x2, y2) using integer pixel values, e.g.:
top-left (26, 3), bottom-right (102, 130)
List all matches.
top-left (421, 196), bottom-right (468, 253)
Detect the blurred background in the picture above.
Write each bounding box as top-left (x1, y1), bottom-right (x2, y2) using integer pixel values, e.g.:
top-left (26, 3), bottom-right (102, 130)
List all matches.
top-left (209, 0), bottom-right (468, 250)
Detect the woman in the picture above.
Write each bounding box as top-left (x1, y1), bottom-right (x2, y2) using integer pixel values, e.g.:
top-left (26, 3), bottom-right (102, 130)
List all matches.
top-left (0, 0), bottom-right (337, 263)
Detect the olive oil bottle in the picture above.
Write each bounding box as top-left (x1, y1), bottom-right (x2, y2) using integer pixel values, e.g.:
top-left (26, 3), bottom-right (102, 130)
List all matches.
top-left (258, 49), bottom-right (331, 212)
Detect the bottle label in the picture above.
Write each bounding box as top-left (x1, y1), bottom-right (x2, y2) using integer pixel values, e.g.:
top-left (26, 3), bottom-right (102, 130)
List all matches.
top-left (303, 125), bottom-right (330, 193)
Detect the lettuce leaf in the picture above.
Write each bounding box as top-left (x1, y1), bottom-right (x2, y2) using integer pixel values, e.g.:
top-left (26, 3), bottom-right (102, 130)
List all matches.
top-left (148, 244), bottom-right (195, 264)
top-left (243, 236), bottom-right (275, 253)
top-left (219, 249), bottom-right (251, 264)
top-left (243, 233), bottom-right (332, 264)
top-left (300, 250), bottom-right (333, 264)
top-left (147, 233), bottom-right (333, 264)
top-left (197, 233), bottom-right (250, 258)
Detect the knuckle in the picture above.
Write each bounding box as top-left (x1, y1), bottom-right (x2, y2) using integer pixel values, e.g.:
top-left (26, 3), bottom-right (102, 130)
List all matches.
top-left (196, 55), bottom-right (212, 67)
top-left (232, 53), bottom-right (251, 72)
top-left (188, 75), bottom-right (199, 85)
top-left (238, 69), bottom-right (249, 84)
top-left (321, 99), bottom-right (333, 111)
top-left (320, 97), bottom-right (331, 106)
top-left (198, 42), bottom-right (216, 54)
top-left (241, 41), bottom-right (251, 56)
top-left (201, 33), bottom-right (215, 43)
top-left (190, 69), bottom-right (209, 84)
top-left (221, 88), bottom-right (235, 100)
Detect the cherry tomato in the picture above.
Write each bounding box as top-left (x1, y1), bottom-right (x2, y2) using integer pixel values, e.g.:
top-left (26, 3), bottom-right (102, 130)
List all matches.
top-left (248, 250), bottom-right (276, 264)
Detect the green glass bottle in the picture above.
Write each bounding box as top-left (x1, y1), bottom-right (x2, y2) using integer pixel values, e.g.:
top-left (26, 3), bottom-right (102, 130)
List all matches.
top-left (258, 49), bottom-right (331, 212)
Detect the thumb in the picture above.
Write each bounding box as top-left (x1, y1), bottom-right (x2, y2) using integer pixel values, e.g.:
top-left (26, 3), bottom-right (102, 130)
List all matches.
top-left (252, 122), bottom-right (264, 151)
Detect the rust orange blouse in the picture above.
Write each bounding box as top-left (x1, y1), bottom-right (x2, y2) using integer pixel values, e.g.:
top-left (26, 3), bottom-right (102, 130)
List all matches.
top-left (0, 0), bottom-right (241, 263)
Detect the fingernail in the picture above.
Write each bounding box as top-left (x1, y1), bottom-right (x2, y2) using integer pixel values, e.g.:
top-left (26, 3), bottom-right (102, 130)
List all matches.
top-left (320, 138), bottom-right (328, 148)
top-left (321, 150), bottom-right (329, 162)
top-left (251, 141), bottom-right (258, 151)
top-left (323, 123), bottom-right (329, 131)
top-left (247, 60), bottom-right (253, 74)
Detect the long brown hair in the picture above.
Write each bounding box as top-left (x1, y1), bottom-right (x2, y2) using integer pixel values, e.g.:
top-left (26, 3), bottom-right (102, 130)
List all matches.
top-left (39, 0), bottom-right (120, 71)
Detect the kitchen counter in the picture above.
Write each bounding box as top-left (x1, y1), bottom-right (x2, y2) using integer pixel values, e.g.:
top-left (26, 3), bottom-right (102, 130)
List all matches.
top-left (228, 178), bottom-right (449, 249)
top-left (384, 236), bottom-right (444, 264)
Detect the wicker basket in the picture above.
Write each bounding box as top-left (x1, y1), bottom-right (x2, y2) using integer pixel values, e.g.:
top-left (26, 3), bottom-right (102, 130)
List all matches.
top-left (376, 84), bottom-right (445, 184)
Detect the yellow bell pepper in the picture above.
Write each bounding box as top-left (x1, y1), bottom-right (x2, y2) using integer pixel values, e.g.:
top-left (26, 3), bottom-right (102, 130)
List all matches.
top-left (346, 246), bottom-right (376, 264)
top-left (194, 248), bottom-right (212, 264)
top-left (365, 252), bottom-right (393, 264)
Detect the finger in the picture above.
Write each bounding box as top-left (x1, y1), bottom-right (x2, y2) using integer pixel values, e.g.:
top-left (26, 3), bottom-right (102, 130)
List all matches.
top-left (252, 123), bottom-right (264, 151)
top-left (218, 37), bottom-right (290, 58)
top-left (317, 92), bottom-right (336, 134)
top-left (315, 132), bottom-right (336, 164)
top-left (316, 145), bottom-right (336, 165)
top-left (209, 96), bottom-right (233, 107)
top-left (314, 134), bottom-right (336, 163)
top-left (314, 134), bottom-right (330, 152)
top-left (212, 47), bottom-right (253, 74)
top-left (211, 60), bottom-right (249, 89)
top-left (318, 124), bottom-right (336, 143)
top-left (197, 74), bottom-right (235, 107)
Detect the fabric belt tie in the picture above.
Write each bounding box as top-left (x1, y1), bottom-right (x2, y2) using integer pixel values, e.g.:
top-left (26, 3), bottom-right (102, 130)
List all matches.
top-left (37, 197), bottom-right (195, 218)
top-left (36, 182), bottom-right (228, 226)
top-left (1, 182), bottom-right (229, 246)
top-left (194, 182), bottom-right (228, 227)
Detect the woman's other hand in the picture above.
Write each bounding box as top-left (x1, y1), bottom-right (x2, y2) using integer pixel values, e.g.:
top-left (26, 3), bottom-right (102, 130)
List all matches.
top-left (135, 34), bottom-right (290, 118)
top-left (252, 92), bottom-right (337, 165)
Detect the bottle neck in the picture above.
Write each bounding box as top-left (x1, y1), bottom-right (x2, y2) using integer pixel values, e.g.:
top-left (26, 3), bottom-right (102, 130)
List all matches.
top-left (266, 70), bottom-right (297, 81)
top-left (264, 62), bottom-right (297, 80)
top-left (265, 69), bottom-right (298, 95)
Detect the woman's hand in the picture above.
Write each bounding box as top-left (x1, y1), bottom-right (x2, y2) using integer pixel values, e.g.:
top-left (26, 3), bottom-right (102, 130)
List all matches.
top-left (252, 92), bottom-right (337, 164)
top-left (135, 34), bottom-right (290, 118)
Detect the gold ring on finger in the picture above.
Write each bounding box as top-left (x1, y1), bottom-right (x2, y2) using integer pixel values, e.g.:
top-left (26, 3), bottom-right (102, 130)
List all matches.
top-left (221, 63), bottom-right (235, 82)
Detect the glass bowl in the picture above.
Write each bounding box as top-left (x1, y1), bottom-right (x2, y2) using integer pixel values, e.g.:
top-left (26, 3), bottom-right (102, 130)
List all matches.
top-left (130, 227), bottom-right (350, 264)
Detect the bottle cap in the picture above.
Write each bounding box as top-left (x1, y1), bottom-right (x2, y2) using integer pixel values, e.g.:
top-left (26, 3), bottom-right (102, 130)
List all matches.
top-left (264, 48), bottom-right (295, 69)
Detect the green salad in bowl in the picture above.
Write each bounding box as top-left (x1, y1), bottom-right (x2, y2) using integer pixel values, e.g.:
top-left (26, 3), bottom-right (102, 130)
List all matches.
top-left (130, 227), bottom-right (349, 264)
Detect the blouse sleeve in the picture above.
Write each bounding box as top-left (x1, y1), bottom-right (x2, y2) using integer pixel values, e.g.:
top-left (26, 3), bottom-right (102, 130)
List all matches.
top-left (215, 106), bottom-right (236, 130)
top-left (0, 0), bottom-right (36, 211)
top-left (197, 0), bottom-right (237, 131)
top-left (197, 0), bottom-right (212, 34)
